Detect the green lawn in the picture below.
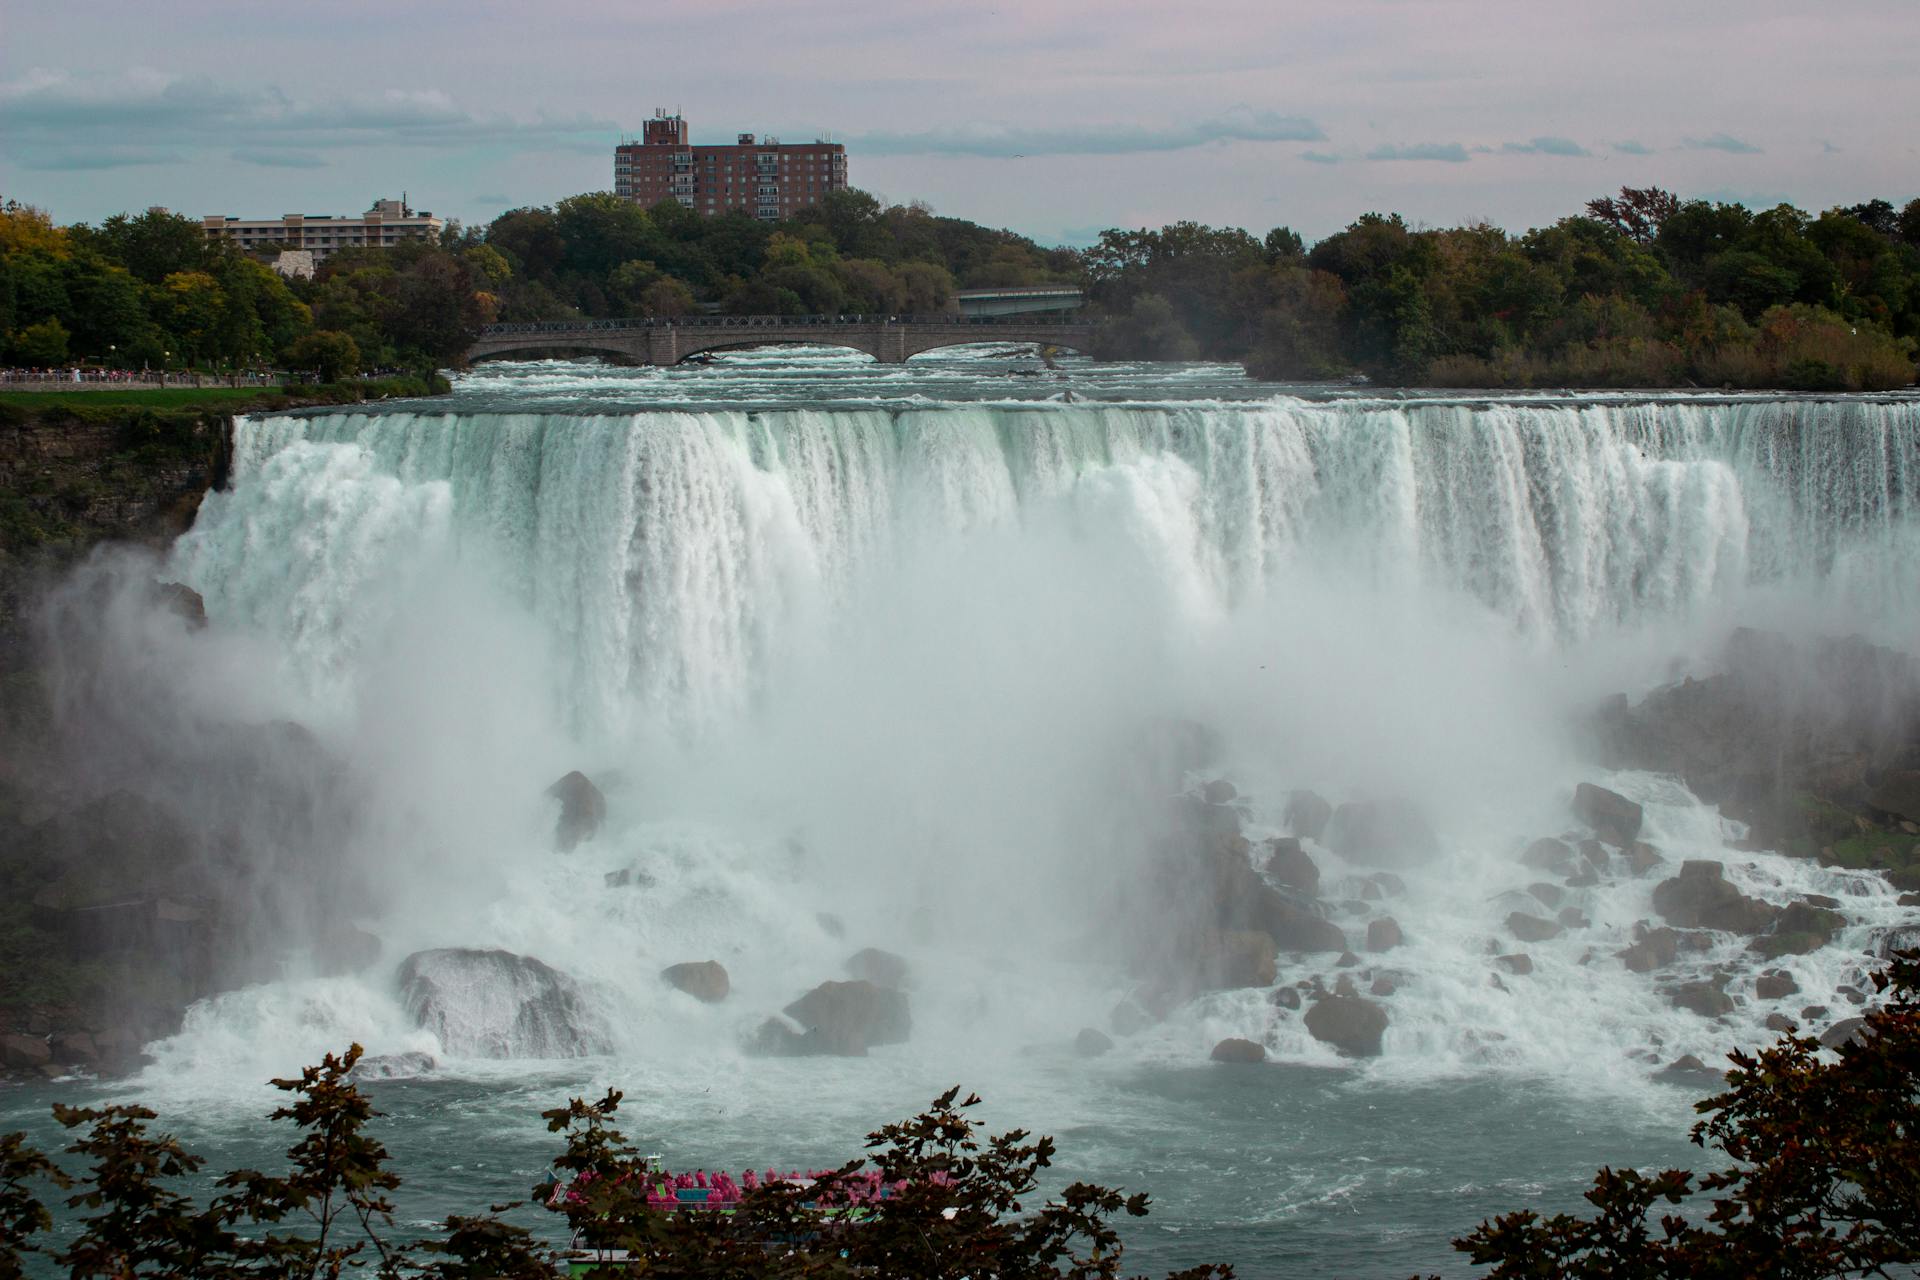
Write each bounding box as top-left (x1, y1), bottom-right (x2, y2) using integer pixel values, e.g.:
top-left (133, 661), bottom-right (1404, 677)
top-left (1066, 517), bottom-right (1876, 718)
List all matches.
top-left (0, 386), bottom-right (286, 411)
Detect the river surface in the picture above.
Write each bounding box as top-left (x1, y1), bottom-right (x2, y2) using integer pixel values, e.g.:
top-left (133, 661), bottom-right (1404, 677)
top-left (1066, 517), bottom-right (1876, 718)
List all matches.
top-left (6, 346), bottom-right (1919, 1276)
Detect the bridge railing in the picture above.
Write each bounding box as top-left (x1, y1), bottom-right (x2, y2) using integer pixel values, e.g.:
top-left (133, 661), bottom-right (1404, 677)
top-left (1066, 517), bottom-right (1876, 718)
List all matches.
top-left (477, 313), bottom-right (1089, 338)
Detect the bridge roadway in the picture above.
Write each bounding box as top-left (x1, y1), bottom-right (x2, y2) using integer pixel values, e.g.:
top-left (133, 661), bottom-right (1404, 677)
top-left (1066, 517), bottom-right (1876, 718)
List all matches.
top-left (468, 313), bottom-right (1097, 366)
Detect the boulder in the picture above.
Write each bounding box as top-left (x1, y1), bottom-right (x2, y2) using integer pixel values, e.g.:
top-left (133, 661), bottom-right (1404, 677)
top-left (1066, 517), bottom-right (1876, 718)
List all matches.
top-left (1653, 1054), bottom-right (1725, 1084)
top-left (1820, 1017), bottom-right (1869, 1049)
top-left (1666, 980), bottom-right (1735, 1018)
top-left (1495, 953), bottom-right (1534, 975)
top-left (1303, 994), bottom-right (1389, 1057)
top-left (782, 980), bottom-right (911, 1055)
top-left (1520, 838), bottom-right (1575, 874)
top-left (1617, 927), bottom-right (1680, 973)
top-left (1210, 1037), bottom-right (1267, 1064)
top-left (1365, 917), bottom-right (1403, 953)
top-left (1335, 950), bottom-right (1362, 968)
top-left (1506, 912), bottom-right (1563, 944)
top-left (1262, 838), bottom-right (1320, 895)
top-left (1557, 907), bottom-right (1591, 930)
top-left (1369, 975), bottom-right (1398, 996)
top-left (844, 947), bottom-right (911, 989)
top-left (1528, 882), bottom-right (1566, 909)
top-left (1624, 842), bottom-right (1664, 876)
top-left (1284, 790), bottom-right (1333, 841)
top-left (396, 948), bottom-right (608, 1058)
top-left (1270, 986), bottom-right (1302, 1011)
top-left (1074, 1027), bottom-right (1114, 1057)
top-left (1325, 800), bottom-right (1440, 867)
top-left (1200, 779), bottom-right (1238, 806)
top-left (153, 581), bottom-right (208, 629)
top-left (1573, 782), bottom-right (1644, 846)
top-left (547, 771), bottom-right (606, 852)
top-left (1749, 903), bottom-right (1846, 959)
top-left (1764, 1012), bottom-right (1796, 1033)
top-left (1, 1034), bottom-right (51, 1069)
top-left (661, 960), bottom-right (731, 1003)
top-left (1651, 862), bottom-right (1779, 934)
top-left (1260, 900), bottom-right (1347, 954)
top-left (50, 1032), bottom-right (97, 1064)
top-left (1755, 969), bottom-right (1799, 1000)
top-left (1801, 1004), bottom-right (1830, 1022)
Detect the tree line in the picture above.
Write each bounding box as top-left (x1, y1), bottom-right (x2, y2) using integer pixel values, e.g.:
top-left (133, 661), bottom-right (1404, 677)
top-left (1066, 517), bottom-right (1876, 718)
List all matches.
top-left (1090, 188), bottom-right (1920, 390)
top-left (2, 950), bottom-right (1914, 1277)
top-left (6, 187), bottom-right (1919, 389)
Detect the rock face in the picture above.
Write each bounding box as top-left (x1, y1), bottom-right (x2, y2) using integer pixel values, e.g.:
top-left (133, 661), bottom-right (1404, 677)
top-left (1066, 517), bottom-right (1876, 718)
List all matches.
top-left (1868, 771), bottom-right (1920, 824)
top-left (780, 980), bottom-right (911, 1056)
top-left (548, 771), bottom-right (606, 852)
top-left (1209, 1037), bottom-right (1267, 1064)
top-left (1651, 862), bottom-right (1778, 934)
top-left (1284, 791), bottom-right (1333, 841)
top-left (1262, 838), bottom-right (1320, 895)
top-left (661, 960), bottom-right (730, 1003)
top-left (844, 947), bottom-right (911, 989)
top-left (1618, 927), bottom-right (1681, 973)
top-left (396, 948), bottom-right (608, 1059)
top-left (153, 581), bottom-right (208, 629)
top-left (1325, 801), bottom-right (1440, 867)
top-left (1303, 994), bottom-right (1389, 1057)
top-left (1749, 903), bottom-right (1846, 959)
top-left (1, 1034), bottom-right (52, 1069)
top-left (1572, 783), bottom-right (1643, 846)
top-left (1191, 929), bottom-right (1279, 989)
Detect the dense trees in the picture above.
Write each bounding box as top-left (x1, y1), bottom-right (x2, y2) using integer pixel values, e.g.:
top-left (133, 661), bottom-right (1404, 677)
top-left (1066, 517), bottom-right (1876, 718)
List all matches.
top-left (1095, 189), bottom-right (1920, 389)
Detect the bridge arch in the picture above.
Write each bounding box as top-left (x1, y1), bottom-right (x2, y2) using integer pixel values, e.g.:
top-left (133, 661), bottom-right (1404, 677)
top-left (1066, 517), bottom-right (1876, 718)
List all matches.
top-left (467, 333), bottom-right (648, 363)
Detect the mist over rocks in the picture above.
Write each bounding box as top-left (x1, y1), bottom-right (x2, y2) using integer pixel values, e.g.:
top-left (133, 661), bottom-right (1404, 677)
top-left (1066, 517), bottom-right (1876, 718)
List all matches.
top-left (396, 948), bottom-right (609, 1059)
top-left (548, 770), bottom-right (606, 852)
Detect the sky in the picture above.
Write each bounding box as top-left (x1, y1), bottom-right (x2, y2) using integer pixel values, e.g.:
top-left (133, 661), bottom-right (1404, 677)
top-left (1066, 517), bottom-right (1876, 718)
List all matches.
top-left (4, 0), bottom-right (1918, 247)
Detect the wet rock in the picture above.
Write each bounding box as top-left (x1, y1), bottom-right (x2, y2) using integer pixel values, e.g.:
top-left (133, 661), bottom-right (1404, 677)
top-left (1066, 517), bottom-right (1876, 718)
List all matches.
top-left (1270, 986), bottom-right (1302, 1011)
top-left (1573, 783), bottom-right (1643, 847)
top-left (1748, 903), bottom-right (1845, 959)
top-left (152, 581), bottom-right (208, 629)
top-left (1335, 950), bottom-right (1362, 968)
top-left (1, 1034), bottom-right (51, 1069)
top-left (1365, 917), bottom-right (1403, 952)
top-left (1210, 1037), bottom-right (1267, 1064)
top-left (1528, 882), bottom-right (1566, 909)
top-left (50, 1032), bottom-right (97, 1064)
top-left (351, 1051), bottom-right (437, 1081)
top-left (1495, 953), bottom-right (1534, 976)
top-left (1580, 840), bottom-right (1611, 869)
top-left (397, 948), bottom-right (609, 1058)
top-left (1261, 901), bottom-right (1346, 954)
top-left (661, 960), bottom-right (731, 1003)
top-left (1370, 872), bottom-right (1407, 898)
top-left (1284, 790), bottom-right (1333, 841)
top-left (1325, 800), bottom-right (1440, 867)
top-left (1201, 779), bottom-right (1238, 806)
top-left (604, 868), bottom-right (656, 890)
top-left (1304, 994), bottom-right (1389, 1057)
top-left (1651, 861), bottom-right (1778, 934)
top-left (1262, 838), bottom-right (1320, 895)
top-left (548, 771), bottom-right (606, 852)
top-left (1520, 838), bottom-right (1575, 874)
top-left (844, 947), bottom-right (911, 989)
top-left (1618, 926), bottom-right (1681, 972)
top-left (1565, 866), bottom-right (1600, 888)
top-left (1506, 912), bottom-right (1563, 944)
top-left (783, 980), bottom-right (911, 1055)
top-left (1765, 1012), bottom-right (1797, 1033)
top-left (1369, 975), bottom-right (1398, 996)
top-left (1624, 842), bottom-right (1664, 876)
top-left (1820, 1017), bottom-right (1869, 1049)
top-left (1755, 970), bottom-right (1799, 1000)
top-left (1557, 907), bottom-right (1590, 930)
top-left (1074, 1027), bottom-right (1113, 1058)
top-left (1666, 980), bottom-right (1735, 1018)
top-left (1801, 1004), bottom-right (1830, 1022)
top-left (1654, 1054), bottom-right (1725, 1084)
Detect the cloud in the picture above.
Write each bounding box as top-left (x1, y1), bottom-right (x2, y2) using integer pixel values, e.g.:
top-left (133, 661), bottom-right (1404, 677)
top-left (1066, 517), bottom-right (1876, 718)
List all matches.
top-left (1502, 136), bottom-right (1590, 157)
top-left (1366, 142), bottom-right (1469, 163)
top-left (849, 108), bottom-right (1324, 157)
top-left (1684, 132), bottom-right (1762, 154)
top-left (16, 145), bottom-right (185, 171)
top-left (1612, 140), bottom-right (1654, 156)
top-left (1301, 151), bottom-right (1342, 165)
top-left (232, 148), bottom-right (327, 168)
top-left (0, 68), bottom-right (617, 157)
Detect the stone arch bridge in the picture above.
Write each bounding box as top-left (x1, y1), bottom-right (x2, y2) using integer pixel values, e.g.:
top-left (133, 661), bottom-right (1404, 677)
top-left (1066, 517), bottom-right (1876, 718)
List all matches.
top-left (468, 314), bottom-right (1097, 366)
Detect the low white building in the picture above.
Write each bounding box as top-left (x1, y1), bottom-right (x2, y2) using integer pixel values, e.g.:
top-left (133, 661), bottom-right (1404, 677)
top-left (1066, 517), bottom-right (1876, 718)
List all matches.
top-left (202, 197), bottom-right (443, 262)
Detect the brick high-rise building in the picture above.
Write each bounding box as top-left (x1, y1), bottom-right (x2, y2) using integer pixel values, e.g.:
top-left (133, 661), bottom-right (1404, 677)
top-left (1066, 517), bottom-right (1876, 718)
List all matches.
top-left (615, 111), bottom-right (848, 221)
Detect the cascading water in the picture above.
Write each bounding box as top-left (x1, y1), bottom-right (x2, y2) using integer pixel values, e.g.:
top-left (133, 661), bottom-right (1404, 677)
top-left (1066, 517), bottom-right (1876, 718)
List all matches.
top-left (14, 351), bottom-right (1920, 1278)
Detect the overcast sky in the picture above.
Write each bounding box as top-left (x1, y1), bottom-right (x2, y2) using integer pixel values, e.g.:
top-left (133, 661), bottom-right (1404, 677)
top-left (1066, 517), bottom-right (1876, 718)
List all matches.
top-left (4, 0), bottom-right (1917, 246)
